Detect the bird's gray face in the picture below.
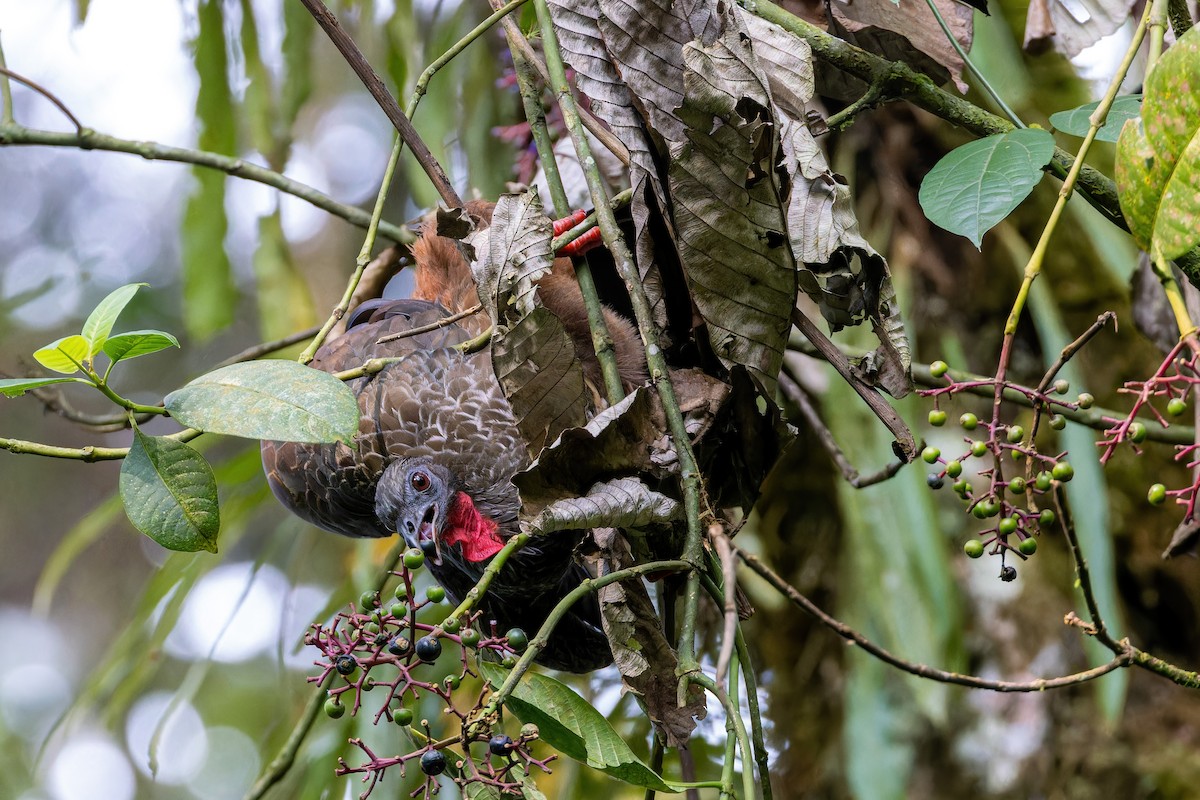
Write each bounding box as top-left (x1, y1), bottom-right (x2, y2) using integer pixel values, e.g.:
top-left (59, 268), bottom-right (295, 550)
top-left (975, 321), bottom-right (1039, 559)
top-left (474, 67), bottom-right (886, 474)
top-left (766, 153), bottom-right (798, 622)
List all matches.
top-left (375, 459), bottom-right (455, 564)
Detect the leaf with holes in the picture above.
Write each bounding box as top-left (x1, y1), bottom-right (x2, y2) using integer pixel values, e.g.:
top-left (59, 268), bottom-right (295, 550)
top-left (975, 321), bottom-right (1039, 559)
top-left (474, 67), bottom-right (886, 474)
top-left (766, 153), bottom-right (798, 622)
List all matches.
top-left (120, 429), bottom-right (220, 553)
top-left (479, 663), bottom-right (679, 793)
top-left (164, 361), bottom-right (359, 443)
top-left (1115, 27), bottom-right (1200, 261)
top-left (919, 129), bottom-right (1056, 248)
top-left (103, 331), bottom-right (181, 364)
top-left (1050, 95), bottom-right (1142, 143)
top-left (82, 283), bottom-right (147, 356)
top-left (33, 335), bottom-right (91, 374)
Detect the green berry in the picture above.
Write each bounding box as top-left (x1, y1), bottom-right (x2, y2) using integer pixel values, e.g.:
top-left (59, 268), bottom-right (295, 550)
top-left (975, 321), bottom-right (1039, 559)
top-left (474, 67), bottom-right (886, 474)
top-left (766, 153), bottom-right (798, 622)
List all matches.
top-left (970, 441), bottom-right (988, 458)
top-left (1148, 483), bottom-right (1168, 505)
top-left (929, 409), bottom-right (948, 427)
top-left (1018, 537), bottom-right (1038, 556)
top-left (960, 413), bottom-right (979, 431)
top-left (984, 500), bottom-right (1001, 518)
top-left (390, 602), bottom-right (408, 619)
top-left (444, 674), bottom-right (462, 691)
top-left (1008, 477), bottom-right (1026, 495)
top-left (501, 654), bottom-right (518, 669)
top-left (1038, 508), bottom-right (1056, 527)
top-left (394, 582), bottom-right (410, 600)
top-left (1053, 379), bottom-right (1070, 395)
top-left (963, 539), bottom-right (985, 558)
top-left (393, 707), bottom-right (414, 726)
top-left (946, 460), bottom-right (963, 478)
top-left (324, 697), bottom-right (346, 719)
top-left (953, 479), bottom-right (971, 496)
top-left (358, 591), bottom-right (378, 610)
top-left (505, 628), bottom-right (529, 653)
top-left (1052, 461), bottom-right (1075, 482)
top-left (364, 622), bottom-right (379, 636)
top-left (1049, 415), bottom-right (1066, 431)
top-left (999, 517), bottom-right (1019, 536)
top-left (1077, 392), bottom-right (1094, 409)
top-left (442, 616), bottom-right (461, 634)
top-left (426, 585), bottom-right (446, 603)
top-left (1035, 471), bottom-right (1053, 492)
top-left (972, 502), bottom-right (989, 520)
top-left (403, 548), bottom-right (425, 570)
top-left (1007, 425), bottom-right (1025, 444)
top-left (1168, 398), bottom-right (1187, 417)
top-left (361, 678), bottom-right (376, 692)
top-left (922, 446), bottom-right (941, 464)
top-left (930, 360), bottom-right (949, 378)
top-left (1128, 422), bottom-right (1148, 443)
top-left (459, 628), bottom-right (480, 648)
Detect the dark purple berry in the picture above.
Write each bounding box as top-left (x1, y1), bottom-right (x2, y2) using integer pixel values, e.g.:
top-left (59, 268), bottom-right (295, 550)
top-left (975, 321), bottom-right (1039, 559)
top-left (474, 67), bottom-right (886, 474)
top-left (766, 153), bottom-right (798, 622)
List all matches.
top-left (489, 734), bottom-right (514, 756)
top-left (416, 635), bottom-right (442, 663)
top-left (420, 749), bottom-right (447, 775)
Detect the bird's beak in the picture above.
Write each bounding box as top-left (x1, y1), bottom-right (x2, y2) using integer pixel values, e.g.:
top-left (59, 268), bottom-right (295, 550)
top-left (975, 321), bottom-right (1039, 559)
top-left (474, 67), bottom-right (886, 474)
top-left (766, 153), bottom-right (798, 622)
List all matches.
top-left (402, 501), bottom-right (445, 566)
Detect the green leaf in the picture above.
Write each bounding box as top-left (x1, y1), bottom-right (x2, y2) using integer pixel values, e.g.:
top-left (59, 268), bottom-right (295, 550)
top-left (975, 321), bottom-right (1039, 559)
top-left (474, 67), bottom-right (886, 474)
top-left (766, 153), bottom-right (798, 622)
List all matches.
top-left (0, 376), bottom-right (88, 397)
top-left (33, 335), bottom-right (91, 374)
top-left (120, 429), bottom-right (220, 553)
top-left (919, 128), bottom-right (1057, 248)
top-left (1115, 27), bottom-right (1200, 261)
top-left (253, 210), bottom-right (316, 342)
top-left (164, 361), bottom-right (359, 443)
top-left (103, 330), bottom-right (181, 363)
top-left (478, 663), bottom-right (679, 793)
top-left (281, 0), bottom-right (315, 133)
top-left (184, 0), bottom-right (238, 341)
top-left (1050, 95), bottom-right (1142, 143)
top-left (82, 283), bottom-right (147, 356)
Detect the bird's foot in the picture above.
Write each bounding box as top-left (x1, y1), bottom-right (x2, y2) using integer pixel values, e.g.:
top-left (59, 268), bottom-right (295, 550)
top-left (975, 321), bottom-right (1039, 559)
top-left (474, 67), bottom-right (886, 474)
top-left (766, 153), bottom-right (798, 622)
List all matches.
top-left (552, 209), bottom-right (604, 257)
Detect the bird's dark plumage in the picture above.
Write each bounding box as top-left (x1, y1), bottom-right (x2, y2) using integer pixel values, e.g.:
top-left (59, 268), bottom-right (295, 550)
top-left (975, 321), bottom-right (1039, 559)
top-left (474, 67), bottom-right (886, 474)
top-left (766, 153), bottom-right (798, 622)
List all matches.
top-left (262, 204), bottom-right (635, 672)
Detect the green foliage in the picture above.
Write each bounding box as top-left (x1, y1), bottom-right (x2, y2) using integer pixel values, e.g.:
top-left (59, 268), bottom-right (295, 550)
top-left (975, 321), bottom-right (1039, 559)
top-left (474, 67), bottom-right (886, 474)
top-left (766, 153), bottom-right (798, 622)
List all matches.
top-left (919, 128), bottom-right (1056, 248)
top-left (479, 663), bottom-right (680, 793)
top-left (1116, 26), bottom-right (1200, 261)
top-left (1050, 95), bottom-right (1143, 143)
top-left (32, 334), bottom-right (90, 374)
top-left (119, 428), bottom-right (221, 553)
top-left (163, 361), bottom-right (359, 444)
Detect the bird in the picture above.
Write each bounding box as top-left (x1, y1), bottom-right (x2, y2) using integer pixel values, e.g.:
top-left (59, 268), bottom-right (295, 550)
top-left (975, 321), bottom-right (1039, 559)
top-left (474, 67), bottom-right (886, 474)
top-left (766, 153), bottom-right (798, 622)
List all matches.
top-left (262, 201), bottom-right (646, 672)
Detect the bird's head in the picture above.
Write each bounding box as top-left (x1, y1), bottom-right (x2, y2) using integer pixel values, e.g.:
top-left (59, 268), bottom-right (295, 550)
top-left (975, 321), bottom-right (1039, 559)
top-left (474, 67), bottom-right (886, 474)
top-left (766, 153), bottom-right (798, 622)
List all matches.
top-left (375, 458), bottom-right (504, 566)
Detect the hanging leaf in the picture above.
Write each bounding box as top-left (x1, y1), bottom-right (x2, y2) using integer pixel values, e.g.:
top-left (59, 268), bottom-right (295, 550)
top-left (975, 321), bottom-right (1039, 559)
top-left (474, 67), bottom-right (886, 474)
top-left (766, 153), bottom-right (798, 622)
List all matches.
top-left (103, 330), bottom-right (181, 364)
top-left (1050, 95), bottom-right (1142, 143)
top-left (668, 5), bottom-right (797, 392)
top-left (919, 128), bottom-right (1056, 248)
top-left (478, 663), bottom-right (680, 793)
top-left (1115, 27), bottom-right (1200, 261)
top-left (526, 477), bottom-right (680, 534)
top-left (81, 282), bottom-right (147, 356)
top-left (164, 361), bottom-right (359, 444)
top-left (467, 192), bottom-right (590, 454)
top-left (183, 0), bottom-right (238, 340)
top-left (0, 376), bottom-right (88, 398)
top-left (33, 335), bottom-right (91, 374)
top-left (120, 429), bottom-right (220, 553)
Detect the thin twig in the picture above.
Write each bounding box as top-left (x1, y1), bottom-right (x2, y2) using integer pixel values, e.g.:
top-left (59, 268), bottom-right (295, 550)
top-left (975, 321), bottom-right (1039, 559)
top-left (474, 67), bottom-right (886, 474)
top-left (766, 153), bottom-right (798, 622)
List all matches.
top-left (215, 326), bottom-right (322, 368)
top-left (299, 0), bottom-right (461, 207)
top-left (0, 125), bottom-right (411, 242)
top-left (495, 12), bottom-right (630, 167)
top-left (779, 367), bottom-right (905, 488)
top-left (791, 307), bottom-right (917, 461)
top-left (376, 304), bottom-right (484, 345)
top-left (735, 546), bottom-right (1133, 691)
top-left (0, 65), bottom-right (83, 131)
top-left (711, 525), bottom-right (738, 689)
top-left (0, 37), bottom-right (15, 125)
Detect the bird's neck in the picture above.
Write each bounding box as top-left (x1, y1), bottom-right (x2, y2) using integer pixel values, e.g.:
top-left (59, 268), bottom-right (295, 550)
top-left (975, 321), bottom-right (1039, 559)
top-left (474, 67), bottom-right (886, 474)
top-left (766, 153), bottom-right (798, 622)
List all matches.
top-left (442, 491), bottom-right (505, 562)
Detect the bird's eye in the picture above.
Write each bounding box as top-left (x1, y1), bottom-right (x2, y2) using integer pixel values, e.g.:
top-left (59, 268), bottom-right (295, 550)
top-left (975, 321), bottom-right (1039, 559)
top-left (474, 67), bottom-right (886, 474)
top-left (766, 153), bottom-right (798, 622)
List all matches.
top-left (410, 471), bottom-right (431, 492)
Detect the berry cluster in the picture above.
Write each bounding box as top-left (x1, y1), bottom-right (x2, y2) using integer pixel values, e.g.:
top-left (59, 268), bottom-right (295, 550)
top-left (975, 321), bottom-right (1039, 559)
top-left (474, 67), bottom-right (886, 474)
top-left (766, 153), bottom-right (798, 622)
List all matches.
top-left (306, 547), bottom-right (547, 798)
top-left (1099, 340), bottom-right (1197, 521)
top-left (920, 361), bottom-right (1087, 578)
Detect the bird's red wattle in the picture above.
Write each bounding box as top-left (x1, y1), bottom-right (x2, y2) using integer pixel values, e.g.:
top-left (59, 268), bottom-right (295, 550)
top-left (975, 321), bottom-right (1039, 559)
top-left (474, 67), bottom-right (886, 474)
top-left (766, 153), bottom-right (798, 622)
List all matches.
top-left (442, 491), bottom-right (504, 562)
